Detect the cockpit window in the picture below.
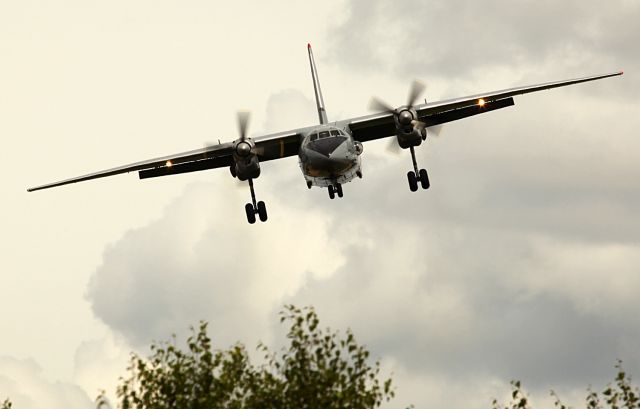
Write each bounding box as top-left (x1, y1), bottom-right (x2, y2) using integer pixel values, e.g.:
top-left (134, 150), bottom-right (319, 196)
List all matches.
top-left (330, 130), bottom-right (341, 137)
top-left (310, 132), bottom-right (318, 141)
top-left (319, 131), bottom-right (330, 139)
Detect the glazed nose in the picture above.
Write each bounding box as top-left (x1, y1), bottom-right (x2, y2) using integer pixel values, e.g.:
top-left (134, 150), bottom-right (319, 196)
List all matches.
top-left (309, 136), bottom-right (346, 157)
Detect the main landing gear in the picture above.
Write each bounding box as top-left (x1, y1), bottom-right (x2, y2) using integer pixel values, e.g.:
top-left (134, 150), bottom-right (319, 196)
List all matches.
top-left (244, 178), bottom-right (267, 224)
top-left (328, 183), bottom-right (343, 199)
top-left (406, 146), bottom-right (430, 192)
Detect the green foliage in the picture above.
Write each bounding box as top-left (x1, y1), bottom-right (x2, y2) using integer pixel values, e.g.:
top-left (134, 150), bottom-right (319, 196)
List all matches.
top-left (116, 305), bottom-right (396, 409)
top-left (492, 380), bottom-right (532, 409)
top-left (493, 361), bottom-right (639, 409)
top-left (1, 399), bottom-right (12, 409)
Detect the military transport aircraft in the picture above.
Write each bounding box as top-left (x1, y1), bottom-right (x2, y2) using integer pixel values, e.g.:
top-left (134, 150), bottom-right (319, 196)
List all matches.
top-left (28, 44), bottom-right (622, 224)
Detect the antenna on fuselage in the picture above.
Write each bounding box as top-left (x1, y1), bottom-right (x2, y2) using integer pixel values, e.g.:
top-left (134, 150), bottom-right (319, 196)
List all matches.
top-left (307, 43), bottom-right (328, 125)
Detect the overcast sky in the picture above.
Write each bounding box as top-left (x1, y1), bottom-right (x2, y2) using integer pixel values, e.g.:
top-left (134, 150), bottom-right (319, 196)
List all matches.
top-left (1, 1), bottom-right (639, 408)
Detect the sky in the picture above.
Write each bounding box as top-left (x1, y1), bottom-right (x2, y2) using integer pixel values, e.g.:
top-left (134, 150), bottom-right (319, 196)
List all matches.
top-left (1, 0), bottom-right (639, 408)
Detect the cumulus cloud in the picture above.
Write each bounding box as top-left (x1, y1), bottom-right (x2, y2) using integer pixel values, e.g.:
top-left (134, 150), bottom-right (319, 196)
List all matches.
top-left (329, 0), bottom-right (638, 97)
top-left (72, 333), bottom-right (132, 406)
top-left (87, 178), bottom-right (344, 348)
top-left (0, 356), bottom-right (92, 409)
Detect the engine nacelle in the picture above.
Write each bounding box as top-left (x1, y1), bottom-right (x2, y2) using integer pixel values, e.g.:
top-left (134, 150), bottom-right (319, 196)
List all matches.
top-left (232, 138), bottom-right (261, 180)
top-left (233, 155), bottom-right (260, 181)
top-left (393, 107), bottom-right (423, 149)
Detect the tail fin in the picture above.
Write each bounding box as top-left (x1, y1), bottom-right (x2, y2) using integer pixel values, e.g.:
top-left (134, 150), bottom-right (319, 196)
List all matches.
top-left (307, 43), bottom-right (328, 124)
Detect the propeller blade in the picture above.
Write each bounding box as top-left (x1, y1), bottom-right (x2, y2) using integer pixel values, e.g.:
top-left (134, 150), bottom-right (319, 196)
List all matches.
top-left (407, 80), bottom-right (426, 108)
top-left (369, 97), bottom-right (395, 113)
top-left (237, 111), bottom-right (250, 141)
top-left (252, 145), bottom-right (264, 156)
top-left (386, 138), bottom-right (402, 155)
top-left (234, 177), bottom-right (246, 190)
top-left (428, 124), bottom-right (444, 137)
top-left (411, 120), bottom-right (426, 131)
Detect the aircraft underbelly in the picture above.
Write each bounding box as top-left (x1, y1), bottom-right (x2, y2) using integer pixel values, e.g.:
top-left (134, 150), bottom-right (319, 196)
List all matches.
top-left (299, 149), bottom-right (361, 187)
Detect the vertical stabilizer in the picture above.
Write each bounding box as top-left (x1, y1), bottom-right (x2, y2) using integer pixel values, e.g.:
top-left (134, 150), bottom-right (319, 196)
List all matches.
top-left (307, 43), bottom-right (328, 124)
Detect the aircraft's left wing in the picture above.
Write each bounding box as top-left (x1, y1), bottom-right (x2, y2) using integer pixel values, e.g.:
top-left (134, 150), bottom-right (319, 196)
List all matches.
top-left (27, 131), bottom-right (302, 192)
top-left (348, 71), bottom-right (623, 142)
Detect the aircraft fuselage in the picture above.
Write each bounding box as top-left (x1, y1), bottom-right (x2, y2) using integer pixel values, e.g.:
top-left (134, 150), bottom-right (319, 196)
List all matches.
top-left (298, 126), bottom-right (362, 188)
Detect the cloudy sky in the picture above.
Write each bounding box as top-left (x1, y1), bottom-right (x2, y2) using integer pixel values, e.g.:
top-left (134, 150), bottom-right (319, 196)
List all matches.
top-left (1, 1), bottom-right (638, 408)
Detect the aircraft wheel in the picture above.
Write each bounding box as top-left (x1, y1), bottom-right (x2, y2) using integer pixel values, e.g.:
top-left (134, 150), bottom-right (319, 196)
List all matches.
top-left (336, 183), bottom-right (343, 198)
top-left (328, 185), bottom-right (335, 200)
top-left (245, 203), bottom-right (256, 224)
top-left (407, 171), bottom-right (418, 192)
top-left (419, 169), bottom-right (430, 189)
top-left (257, 201), bottom-right (268, 222)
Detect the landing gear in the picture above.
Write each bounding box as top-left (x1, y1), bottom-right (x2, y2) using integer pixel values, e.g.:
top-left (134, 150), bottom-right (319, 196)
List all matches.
top-left (407, 171), bottom-right (418, 192)
top-left (328, 183), bottom-right (343, 200)
top-left (257, 201), bottom-right (267, 222)
top-left (419, 168), bottom-right (430, 189)
top-left (244, 178), bottom-right (268, 224)
top-left (407, 146), bottom-right (430, 192)
top-left (245, 203), bottom-right (256, 224)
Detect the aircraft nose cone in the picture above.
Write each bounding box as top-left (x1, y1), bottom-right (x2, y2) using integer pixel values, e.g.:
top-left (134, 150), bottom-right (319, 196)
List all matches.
top-left (308, 136), bottom-right (346, 157)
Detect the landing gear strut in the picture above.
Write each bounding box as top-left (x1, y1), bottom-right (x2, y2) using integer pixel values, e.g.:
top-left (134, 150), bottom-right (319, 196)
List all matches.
top-left (406, 146), bottom-right (430, 192)
top-left (328, 183), bottom-right (343, 200)
top-left (244, 178), bottom-right (267, 224)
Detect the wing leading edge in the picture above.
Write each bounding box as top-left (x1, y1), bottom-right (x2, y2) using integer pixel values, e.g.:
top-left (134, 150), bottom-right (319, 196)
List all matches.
top-left (348, 71), bottom-right (623, 143)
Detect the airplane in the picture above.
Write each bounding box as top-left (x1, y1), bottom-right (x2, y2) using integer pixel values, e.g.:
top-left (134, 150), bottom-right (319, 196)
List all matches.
top-left (28, 44), bottom-right (623, 224)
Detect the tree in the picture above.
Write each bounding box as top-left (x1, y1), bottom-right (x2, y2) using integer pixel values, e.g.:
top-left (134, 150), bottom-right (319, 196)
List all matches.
top-left (492, 361), bottom-right (639, 409)
top-left (1, 399), bottom-right (11, 409)
top-left (116, 305), bottom-right (397, 409)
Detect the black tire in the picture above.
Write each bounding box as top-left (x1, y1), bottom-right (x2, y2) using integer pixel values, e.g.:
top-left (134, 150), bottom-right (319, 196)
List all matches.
top-left (336, 183), bottom-right (343, 198)
top-left (407, 171), bottom-right (418, 192)
top-left (257, 201), bottom-right (268, 222)
top-left (328, 185), bottom-right (335, 199)
top-left (245, 203), bottom-right (256, 224)
top-left (419, 168), bottom-right (430, 189)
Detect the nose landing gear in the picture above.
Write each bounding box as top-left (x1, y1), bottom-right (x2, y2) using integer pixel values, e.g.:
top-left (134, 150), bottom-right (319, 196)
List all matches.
top-left (244, 178), bottom-right (267, 224)
top-left (406, 146), bottom-right (430, 192)
top-left (328, 183), bottom-right (343, 199)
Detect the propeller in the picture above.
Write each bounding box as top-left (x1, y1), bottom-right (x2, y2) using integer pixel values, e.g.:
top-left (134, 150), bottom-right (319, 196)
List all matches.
top-left (369, 80), bottom-right (427, 113)
top-left (234, 110), bottom-right (260, 157)
top-left (202, 110), bottom-right (260, 160)
top-left (429, 124), bottom-right (443, 137)
top-left (406, 80), bottom-right (426, 108)
top-left (237, 111), bottom-right (250, 142)
top-left (368, 97), bottom-right (395, 114)
top-left (370, 81), bottom-right (432, 154)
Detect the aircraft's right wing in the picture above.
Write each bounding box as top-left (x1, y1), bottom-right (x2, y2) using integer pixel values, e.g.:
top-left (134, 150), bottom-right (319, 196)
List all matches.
top-left (348, 71), bottom-right (623, 142)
